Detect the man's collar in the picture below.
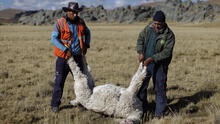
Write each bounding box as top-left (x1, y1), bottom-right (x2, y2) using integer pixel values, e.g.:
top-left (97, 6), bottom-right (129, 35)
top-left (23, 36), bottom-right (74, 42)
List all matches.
top-left (158, 24), bottom-right (167, 34)
top-left (65, 16), bottom-right (79, 24)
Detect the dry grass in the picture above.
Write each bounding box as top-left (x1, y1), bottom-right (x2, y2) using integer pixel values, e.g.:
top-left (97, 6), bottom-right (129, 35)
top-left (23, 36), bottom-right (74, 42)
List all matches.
top-left (209, 0), bottom-right (220, 5)
top-left (0, 23), bottom-right (220, 124)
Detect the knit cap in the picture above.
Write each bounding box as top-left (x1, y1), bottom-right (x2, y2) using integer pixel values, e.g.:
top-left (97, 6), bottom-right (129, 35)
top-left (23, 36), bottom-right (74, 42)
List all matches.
top-left (153, 10), bottom-right (166, 22)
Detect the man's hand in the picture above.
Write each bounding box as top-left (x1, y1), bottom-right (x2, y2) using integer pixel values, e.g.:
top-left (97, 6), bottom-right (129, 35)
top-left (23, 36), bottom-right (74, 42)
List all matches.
top-left (65, 49), bottom-right (72, 59)
top-left (143, 57), bottom-right (154, 66)
top-left (82, 48), bottom-right (87, 56)
top-left (138, 54), bottom-right (144, 62)
top-left (66, 50), bottom-right (72, 56)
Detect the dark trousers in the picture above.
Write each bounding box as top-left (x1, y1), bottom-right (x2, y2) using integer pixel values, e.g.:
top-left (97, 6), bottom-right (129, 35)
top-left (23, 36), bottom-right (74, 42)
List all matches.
top-left (138, 63), bottom-right (168, 116)
top-left (51, 55), bottom-right (84, 107)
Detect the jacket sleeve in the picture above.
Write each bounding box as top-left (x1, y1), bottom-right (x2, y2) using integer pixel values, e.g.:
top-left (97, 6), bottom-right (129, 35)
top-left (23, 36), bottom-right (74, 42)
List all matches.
top-left (152, 32), bottom-right (175, 63)
top-left (79, 17), bottom-right (91, 48)
top-left (84, 26), bottom-right (91, 48)
top-left (50, 22), bottom-right (67, 52)
top-left (136, 27), bottom-right (147, 54)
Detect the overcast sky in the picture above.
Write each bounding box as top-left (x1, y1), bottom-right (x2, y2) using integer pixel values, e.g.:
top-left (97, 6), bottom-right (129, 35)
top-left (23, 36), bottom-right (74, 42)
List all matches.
top-left (0, 0), bottom-right (207, 10)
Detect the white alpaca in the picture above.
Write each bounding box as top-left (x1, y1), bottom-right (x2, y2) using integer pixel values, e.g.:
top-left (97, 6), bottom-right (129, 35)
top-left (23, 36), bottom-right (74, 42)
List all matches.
top-left (68, 57), bottom-right (147, 124)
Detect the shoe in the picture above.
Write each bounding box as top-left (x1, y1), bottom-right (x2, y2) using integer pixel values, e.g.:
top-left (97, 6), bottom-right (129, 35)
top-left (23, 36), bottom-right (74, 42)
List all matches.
top-left (69, 99), bottom-right (80, 107)
top-left (51, 106), bottom-right (59, 113)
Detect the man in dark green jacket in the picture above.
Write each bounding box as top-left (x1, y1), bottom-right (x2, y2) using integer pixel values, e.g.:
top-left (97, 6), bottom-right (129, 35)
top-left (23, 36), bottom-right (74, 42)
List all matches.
top-left (136, 10), bottom-right (175, 118)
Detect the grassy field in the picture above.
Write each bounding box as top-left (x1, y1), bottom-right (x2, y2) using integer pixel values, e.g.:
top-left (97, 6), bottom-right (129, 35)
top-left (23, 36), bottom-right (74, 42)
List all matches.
top-left (0, 23), bottom-right (220, 124)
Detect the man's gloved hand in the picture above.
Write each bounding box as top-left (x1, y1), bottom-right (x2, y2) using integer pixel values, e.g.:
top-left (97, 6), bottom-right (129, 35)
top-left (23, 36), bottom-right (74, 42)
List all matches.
top-left (138, 54), bottom-right (144, 62)
top-left (143, 57), bottom-right (154, 66)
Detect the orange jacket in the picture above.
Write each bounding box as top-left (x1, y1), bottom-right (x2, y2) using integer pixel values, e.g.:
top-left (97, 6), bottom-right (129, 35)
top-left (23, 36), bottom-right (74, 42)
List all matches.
top-left (53, 17), bottom-right (86, 59)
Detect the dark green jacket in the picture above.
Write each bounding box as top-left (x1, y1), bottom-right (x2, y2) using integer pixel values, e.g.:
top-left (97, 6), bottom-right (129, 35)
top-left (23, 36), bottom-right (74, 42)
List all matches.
top-left (137, 22), bottom-right (175, 66)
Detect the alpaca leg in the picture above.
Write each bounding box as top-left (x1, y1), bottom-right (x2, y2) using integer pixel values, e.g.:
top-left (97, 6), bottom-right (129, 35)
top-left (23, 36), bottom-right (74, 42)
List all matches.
top-left (67, 57), bottom-right (82, 78)
top-left (127, 64), bottom-right (147, 94)
top-left (68, 56), bottom-right (92, 106)
top-left (130, 63), bottom-right (144, 83)
top-left (82, 56), bottom-right (95, 90)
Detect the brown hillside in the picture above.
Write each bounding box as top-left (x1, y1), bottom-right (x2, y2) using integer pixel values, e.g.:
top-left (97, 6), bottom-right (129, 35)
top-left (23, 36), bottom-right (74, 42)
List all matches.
top-left (0, 8), bottom-right (23, 19)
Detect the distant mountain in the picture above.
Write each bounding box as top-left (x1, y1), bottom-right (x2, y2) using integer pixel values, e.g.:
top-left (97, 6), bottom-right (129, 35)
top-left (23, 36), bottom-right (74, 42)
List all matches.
top-left (13, 0), bottom-right (220, 25)
top-left (0, 8), bottom-right (24, 24)
top-left (0, 8), bottom-right (23, 19)
top-left (1, 0), bottom-right (220, 25)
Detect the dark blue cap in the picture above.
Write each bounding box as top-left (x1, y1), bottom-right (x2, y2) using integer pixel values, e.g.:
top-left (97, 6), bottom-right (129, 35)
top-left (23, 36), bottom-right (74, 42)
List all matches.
top-left (153, 10), bottom-right (166, 22)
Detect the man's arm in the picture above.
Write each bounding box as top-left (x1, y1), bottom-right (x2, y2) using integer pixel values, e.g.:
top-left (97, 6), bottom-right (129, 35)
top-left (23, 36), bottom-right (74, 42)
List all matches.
top-left (84, 26), bottom-right (91, 48)
top-left (79, 17), bottom-right (91, 49)
top-left (50, 22), bottom-right (67, 52)
top-left (152, 32), bottom-right (175, 63)
top-left (137, 26), bottom-right (148, 62)
top-left (136, 27), bottom-right (147, 54)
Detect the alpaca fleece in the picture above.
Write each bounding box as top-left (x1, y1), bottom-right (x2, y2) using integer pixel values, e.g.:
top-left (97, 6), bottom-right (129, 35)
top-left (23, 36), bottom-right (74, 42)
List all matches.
top-left (68, 57), bottom-right (147, 123)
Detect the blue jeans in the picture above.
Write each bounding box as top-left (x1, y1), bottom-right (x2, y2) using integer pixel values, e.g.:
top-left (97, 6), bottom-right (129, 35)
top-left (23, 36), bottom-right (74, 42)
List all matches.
top-left (138, 63), bottom-right (168, 116)
top-left (51, 55), bottom-right (84, 107)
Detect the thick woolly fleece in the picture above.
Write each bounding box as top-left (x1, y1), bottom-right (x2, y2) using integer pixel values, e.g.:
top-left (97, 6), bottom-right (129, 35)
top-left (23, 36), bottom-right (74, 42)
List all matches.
top-left (67, 57), bottom-right (147, 123)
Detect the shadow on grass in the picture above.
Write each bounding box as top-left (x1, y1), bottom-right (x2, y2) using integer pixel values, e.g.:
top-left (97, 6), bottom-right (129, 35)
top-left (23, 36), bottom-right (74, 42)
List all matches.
top-left (168, 90), bottom-right (215, 113)
top-left (60, 104), bottom-right (88, 112)
top-left (143, 90), bottom-right (215, 121)
top-left (59, 105), bottom-right (74, 111)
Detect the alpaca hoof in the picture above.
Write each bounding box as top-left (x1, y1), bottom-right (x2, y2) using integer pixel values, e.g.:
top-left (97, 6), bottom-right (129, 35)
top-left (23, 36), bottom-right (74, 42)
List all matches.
top-left (69, 99), bottom-right (80, 107)
top-left (120, 119), bottom-right (134, 124)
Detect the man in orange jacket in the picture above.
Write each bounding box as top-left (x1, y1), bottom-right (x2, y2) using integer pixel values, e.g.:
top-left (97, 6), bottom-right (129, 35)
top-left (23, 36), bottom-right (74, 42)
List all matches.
top-left (50, 2), bottom-right (91, 113)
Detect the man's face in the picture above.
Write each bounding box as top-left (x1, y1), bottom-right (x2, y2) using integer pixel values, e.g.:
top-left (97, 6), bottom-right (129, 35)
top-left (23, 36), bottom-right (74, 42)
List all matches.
top-left (153, 21), bottom-right (164, 32)
top-left (66, 11), bottom-right (78, 20)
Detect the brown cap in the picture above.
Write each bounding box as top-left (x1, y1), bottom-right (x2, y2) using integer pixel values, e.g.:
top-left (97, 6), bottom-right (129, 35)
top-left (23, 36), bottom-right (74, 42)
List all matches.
top-left (62, 2), bottom-right (83, 12)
